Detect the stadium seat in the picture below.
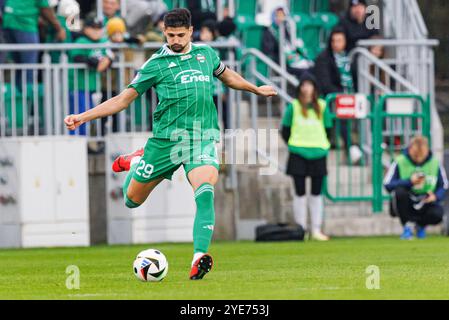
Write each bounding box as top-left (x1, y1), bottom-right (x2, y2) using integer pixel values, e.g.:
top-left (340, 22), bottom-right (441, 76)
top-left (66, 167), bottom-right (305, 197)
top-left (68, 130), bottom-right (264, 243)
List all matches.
top-left (294, 12), bottom-right (338, 60)
top-left (235, 0), bottom-right (257, 30)
top-left (163, 0), bottom-right (174, 10)
top-left (290, 0), bottom-right (314, 14)
top-left (315, 0), bottom-right (330, 13)
top-left (240, 24), bottom-right (269, 84)
top-left (293, 14), bottom-right (320, 60)
top-left (3, 83), bottom-right (29, 129)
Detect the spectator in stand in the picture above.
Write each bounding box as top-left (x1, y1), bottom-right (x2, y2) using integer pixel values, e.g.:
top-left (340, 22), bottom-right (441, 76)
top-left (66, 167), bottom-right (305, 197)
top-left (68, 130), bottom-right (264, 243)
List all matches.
top-left (313, 26), bottom-right (359, 163)
top-left (314, 26), bottom-right (354, 96)
top-left (45, 0), bottom-right (81, 62)
top-left (68, 13), bottom-right (113, 136)
top-left (106, 16), bottom-right (141, 45)
top-left (136, 12), bottom-right (165, 44)
top-left (102, 0), bottom-right (121, 25)
top-left (125, 0), bottom-right (167, 37)
top-left (215, 17), bottom-right (236, 42)
top-left (338, 0), bottom-right (379, 52)
top-left (199, 19), bottom-right (217, 42)
top-left (262, 6), bottom-right (313, 80)
top-left (100, 16), bottom-right (140, 134)
top-left (2, 0), bottom-right (66, 85)
top-left (186, 0), bottom-right (217, 40)
top-left (384, 136), bottom-right (448, 240)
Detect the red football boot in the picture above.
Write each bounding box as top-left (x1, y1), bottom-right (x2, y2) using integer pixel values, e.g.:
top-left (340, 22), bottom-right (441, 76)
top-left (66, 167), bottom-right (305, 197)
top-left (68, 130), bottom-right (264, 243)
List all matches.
top-left (112, 148), bottom-right (144, 173)
top-left (189, 254), bottom-right (213, 280)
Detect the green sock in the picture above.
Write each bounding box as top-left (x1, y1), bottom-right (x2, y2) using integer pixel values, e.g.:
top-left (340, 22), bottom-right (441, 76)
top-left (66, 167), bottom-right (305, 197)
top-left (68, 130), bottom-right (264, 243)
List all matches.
top-left (193, 183), bottom-right (215, 253)
top-left (123, 163), bottom-right (140, 209)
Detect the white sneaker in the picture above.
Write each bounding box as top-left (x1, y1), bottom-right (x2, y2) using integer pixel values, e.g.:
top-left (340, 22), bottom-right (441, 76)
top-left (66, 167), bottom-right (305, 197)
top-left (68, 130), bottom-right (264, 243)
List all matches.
top-left (311, 231), bottom-right (330, 241)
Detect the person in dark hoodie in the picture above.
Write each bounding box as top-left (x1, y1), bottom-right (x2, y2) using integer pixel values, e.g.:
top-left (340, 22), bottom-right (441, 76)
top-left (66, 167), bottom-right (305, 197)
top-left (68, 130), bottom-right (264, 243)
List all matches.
top-left (281, 72), bottom-right (333, 241)
top-left (338, 0), bottom-right (379, 52)
top-left (313, 26), bottom-right (358, 161)
top-left (384, 136), bottom-right (448, 240)
top-left (313, 26), bottom-right (354, 96)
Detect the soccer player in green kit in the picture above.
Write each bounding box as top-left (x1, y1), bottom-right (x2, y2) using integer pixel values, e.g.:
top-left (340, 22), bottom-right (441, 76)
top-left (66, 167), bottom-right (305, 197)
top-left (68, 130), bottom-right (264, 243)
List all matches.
top-left (64, 8), bottom-right (277, 280)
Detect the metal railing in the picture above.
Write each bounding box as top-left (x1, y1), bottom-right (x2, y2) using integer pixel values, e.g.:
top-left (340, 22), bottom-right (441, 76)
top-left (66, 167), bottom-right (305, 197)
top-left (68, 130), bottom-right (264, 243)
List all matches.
top-left (383, 0), bottom-right (428, 40)
top-left (0, 40), bottom-right (240, 140)
top-left (354, 39), bottom-right (443, 160)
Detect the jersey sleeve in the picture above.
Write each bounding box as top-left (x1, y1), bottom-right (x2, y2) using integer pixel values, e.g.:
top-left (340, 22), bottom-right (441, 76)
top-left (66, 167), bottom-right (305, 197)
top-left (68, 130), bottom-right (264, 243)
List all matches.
top-left (127, 58), bottom-right (159, 96)
top-left (281, 103), bottom-right (293, 127)
top-left (323, 105), bottom-right (333, 129)
top-left (209, 47), bottom-right (226, 78)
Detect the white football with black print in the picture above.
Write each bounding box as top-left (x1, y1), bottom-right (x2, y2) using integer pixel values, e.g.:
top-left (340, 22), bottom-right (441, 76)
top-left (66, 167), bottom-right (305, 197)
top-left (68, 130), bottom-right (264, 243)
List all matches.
top-left (133, 249), bottom-right (168, 282)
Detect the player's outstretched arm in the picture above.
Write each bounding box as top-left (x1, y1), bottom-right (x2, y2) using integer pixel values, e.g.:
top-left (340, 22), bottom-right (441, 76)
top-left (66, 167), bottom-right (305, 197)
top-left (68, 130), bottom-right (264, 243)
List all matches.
top-left (64, 88), bottom-right (138, 131)
top-left (218, 67), bottom-right (277, 97)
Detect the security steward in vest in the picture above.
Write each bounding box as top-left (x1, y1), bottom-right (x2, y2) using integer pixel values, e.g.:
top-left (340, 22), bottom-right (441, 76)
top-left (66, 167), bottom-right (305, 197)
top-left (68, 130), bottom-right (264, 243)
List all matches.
top-left (384, 136), bottom-right (448, 240)
top-left (281, 72), bottom-right (333, 241)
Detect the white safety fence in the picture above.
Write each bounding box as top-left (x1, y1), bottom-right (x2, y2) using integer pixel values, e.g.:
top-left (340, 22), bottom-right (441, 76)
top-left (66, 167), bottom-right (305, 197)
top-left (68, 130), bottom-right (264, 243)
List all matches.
top-left (0, 41), bottom-right (239, 140)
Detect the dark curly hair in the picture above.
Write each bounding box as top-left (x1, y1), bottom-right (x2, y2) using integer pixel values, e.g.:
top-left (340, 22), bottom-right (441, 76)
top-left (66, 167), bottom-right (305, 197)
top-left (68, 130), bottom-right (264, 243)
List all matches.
top-left (163, 8), bottom-right (192, 28)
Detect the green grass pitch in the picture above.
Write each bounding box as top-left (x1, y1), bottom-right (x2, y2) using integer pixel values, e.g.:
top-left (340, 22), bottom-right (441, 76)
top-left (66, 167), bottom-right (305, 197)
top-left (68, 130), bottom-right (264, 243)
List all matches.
top-left (1, 236), bottom-right (449, 300)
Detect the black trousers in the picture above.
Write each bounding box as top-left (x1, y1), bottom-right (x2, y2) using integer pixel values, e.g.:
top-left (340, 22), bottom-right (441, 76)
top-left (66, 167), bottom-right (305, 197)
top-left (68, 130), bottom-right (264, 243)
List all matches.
top-left (392, 187), bottom-right (444, 227)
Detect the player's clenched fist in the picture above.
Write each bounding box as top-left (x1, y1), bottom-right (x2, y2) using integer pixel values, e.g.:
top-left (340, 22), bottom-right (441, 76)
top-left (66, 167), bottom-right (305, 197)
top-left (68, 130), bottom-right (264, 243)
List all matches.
top-left (256, 85), bottom-right (278, 97)
top-left (64, 114), bottom-right (83, 131)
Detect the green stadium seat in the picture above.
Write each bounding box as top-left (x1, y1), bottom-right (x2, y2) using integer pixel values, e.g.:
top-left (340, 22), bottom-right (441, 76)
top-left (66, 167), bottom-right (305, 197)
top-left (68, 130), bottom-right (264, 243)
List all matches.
top-left (315, 0), bottom-right (330, 12)
top-left (235, 0), bottom-right (257, 29)
top-left (240, 24), bottom-right (265, 50)
top-left (294, 12), bottom-right (338, 60)
top-left (163, 0), bottom-right (174, 10)
top-left (240, 24), bottom-right (269, 85)
top-left (294, 14), bottom-right (320, 60)
top-left (290, 0), bottom-right (314, 14)
top-left (3, 83), bottom-right (29, 129)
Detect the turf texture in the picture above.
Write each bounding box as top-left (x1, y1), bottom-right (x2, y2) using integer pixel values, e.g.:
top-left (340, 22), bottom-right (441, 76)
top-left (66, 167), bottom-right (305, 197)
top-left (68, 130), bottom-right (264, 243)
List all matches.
top-left (1, 236), bottom-right (449, 300)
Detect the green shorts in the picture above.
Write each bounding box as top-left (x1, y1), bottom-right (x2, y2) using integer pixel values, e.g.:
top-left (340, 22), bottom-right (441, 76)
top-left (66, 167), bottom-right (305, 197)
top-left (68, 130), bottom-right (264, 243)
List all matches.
top-left (132, 138), bottom-right (220, 183)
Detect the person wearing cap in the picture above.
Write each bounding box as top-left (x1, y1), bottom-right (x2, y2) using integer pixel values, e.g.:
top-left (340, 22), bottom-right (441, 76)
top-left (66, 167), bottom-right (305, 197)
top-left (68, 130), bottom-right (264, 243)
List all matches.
top-left (384, 136), bottom-right (448, 240)
top-left (337, 0), bottom-right (379, 52)
top-left (68, 13), bottom-right (114, 136)
top-left (281, 72), bottom-right (333, 241)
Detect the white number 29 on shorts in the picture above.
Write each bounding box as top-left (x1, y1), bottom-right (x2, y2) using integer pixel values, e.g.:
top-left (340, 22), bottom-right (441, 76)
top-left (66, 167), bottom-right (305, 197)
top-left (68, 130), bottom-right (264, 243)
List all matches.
top-left (135, 159), bottom-right (154, 179)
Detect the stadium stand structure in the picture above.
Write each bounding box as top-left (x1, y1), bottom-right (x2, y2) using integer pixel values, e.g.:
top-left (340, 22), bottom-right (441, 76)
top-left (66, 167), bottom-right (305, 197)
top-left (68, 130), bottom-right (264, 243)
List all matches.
top-left (0, 0), bottom-right (446, 247)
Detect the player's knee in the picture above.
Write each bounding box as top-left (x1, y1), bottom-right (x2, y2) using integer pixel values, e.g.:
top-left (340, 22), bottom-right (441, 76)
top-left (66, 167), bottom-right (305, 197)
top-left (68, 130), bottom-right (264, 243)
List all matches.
top-left (427, 205), bottom-right (444, 224)
top-left (394, 187), bottom-right (409, 200)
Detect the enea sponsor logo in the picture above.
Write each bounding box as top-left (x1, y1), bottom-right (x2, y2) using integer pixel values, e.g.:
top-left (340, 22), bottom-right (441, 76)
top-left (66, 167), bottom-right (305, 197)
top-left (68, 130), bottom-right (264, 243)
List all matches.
top-left (174, 69), bottom-right (210, 84)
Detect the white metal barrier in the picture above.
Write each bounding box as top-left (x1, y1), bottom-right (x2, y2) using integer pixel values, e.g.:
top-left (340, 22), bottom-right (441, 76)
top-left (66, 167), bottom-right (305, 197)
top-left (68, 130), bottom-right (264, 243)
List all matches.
top-left (0, 41), bottom-right (239, 140)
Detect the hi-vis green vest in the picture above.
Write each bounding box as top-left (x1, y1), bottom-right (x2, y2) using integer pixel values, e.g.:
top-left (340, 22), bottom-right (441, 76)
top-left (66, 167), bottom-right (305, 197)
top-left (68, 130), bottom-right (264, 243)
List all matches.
top-left (288, 99), bottom-right (330, 150)
top-left (396, 154), bottom-right (439, 194)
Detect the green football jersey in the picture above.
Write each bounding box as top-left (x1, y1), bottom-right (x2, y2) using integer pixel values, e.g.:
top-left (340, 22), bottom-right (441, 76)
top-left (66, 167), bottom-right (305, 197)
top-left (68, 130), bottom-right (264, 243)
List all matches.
top-left (128, 43), bottom-right (226, 142)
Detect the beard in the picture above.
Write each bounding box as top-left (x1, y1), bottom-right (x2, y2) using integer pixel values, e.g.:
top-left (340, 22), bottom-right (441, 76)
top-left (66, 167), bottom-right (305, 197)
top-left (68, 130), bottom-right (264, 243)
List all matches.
top-left (170, 43), bottom-right (185, 53)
